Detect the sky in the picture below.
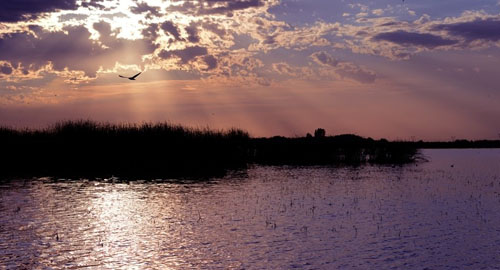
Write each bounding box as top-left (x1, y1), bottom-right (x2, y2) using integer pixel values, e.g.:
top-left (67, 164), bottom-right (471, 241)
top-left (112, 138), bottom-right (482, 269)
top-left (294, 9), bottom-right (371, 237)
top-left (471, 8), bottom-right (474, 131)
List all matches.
top-left (1, 0), bottom-right (500, 140)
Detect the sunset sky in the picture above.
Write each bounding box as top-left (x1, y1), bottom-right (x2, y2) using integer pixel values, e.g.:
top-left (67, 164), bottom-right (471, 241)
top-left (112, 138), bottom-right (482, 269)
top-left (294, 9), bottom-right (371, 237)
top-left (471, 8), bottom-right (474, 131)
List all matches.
top-left (1, 0), bottom-right (500, 140)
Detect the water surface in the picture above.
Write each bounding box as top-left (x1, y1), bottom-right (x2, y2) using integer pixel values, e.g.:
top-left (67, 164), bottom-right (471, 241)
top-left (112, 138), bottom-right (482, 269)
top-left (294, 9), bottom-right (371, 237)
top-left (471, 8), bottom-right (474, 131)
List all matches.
top-left (1, 149), bottom-right (500, 269)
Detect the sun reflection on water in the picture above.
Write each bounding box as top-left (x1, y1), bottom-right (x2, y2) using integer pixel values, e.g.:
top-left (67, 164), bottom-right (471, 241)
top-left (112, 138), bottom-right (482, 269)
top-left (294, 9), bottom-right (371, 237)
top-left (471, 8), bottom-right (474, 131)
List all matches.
top-left (87, 184), bottom-right (175, 269)
top-left (1, 150), bottom-right (500, 269)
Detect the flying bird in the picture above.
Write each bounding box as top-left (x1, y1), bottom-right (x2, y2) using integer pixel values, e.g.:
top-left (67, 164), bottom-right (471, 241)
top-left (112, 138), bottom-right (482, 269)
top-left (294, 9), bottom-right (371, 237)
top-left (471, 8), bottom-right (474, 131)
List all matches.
top-left (119, 72), bottom-right (142, 80)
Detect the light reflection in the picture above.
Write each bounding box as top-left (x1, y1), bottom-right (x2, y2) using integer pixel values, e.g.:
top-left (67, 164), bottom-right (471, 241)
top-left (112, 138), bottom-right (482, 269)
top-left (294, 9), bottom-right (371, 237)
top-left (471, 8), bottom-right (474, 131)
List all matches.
top-left (1, 150), bottom-right (500, 269)
top-left (89, 184), bottom-right (174, 268)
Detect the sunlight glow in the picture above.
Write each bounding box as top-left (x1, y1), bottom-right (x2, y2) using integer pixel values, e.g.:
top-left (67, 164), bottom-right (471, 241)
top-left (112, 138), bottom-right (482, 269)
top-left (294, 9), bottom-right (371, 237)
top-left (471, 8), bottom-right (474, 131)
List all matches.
top-left (2, 0), bottom-right (500, 139)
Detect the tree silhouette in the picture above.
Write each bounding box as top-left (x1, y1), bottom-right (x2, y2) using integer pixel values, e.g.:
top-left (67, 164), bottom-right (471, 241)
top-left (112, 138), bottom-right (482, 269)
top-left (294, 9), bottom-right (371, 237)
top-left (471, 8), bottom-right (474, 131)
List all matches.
top-left (314, 128), bottom-right (326, 138)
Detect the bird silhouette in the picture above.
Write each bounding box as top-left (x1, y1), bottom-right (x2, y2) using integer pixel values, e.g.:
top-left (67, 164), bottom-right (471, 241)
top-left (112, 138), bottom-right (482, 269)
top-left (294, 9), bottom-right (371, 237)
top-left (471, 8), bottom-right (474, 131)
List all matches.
top-left (119, 72), bottom-right (142, 80)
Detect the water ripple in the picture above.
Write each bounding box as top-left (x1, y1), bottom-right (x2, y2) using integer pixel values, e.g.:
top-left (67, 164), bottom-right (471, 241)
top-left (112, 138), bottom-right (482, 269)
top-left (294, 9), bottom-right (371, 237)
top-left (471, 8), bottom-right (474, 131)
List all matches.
top-left (1, 149), bottom-right (500, 269)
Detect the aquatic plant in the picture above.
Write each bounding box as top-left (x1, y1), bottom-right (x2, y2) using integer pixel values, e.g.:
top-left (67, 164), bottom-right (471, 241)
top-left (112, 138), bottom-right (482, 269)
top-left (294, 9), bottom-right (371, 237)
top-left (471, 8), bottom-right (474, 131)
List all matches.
top-left (0, 121), bottom-right (422, 179)
top-left (0, 120), bottom-right (249, 179)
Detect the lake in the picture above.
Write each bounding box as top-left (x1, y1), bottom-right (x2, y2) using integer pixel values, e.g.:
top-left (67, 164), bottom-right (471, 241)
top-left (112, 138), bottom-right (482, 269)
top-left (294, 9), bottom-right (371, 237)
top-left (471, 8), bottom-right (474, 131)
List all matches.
top-left (1, 149), bottom-right (500, 269)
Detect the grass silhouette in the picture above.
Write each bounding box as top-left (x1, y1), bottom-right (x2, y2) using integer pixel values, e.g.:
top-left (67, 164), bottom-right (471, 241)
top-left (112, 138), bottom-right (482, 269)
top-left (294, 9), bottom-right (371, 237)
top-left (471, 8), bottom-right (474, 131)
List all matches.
top-left (0, 120), bottom-right (422, 179)
top-left (1, 120), bottom-right (249, 179)
top-left (251, 134), bottom-right (418, 165)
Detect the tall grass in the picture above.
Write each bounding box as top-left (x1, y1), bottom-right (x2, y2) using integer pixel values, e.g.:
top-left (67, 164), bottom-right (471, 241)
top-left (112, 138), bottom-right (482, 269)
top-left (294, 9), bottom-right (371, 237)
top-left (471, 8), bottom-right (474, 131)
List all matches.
top-left (1, 120), bottom-right (250, 179)
top-left (0, 120), bottom-right (420, 179)
top-left (250, 134), bottom-right (418, 165)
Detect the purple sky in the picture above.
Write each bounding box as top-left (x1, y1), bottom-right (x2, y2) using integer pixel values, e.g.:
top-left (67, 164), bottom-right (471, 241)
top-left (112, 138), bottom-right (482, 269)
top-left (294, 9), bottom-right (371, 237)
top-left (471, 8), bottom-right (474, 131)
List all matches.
top-left (1, 0), bottom-right (500, 140)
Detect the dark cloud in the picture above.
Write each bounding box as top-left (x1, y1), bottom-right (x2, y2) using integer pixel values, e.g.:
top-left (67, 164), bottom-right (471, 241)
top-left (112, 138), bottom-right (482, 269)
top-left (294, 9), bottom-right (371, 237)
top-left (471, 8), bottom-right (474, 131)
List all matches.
top-left (169, 0), bottom-right (264, 15)
top-left (203, 55), bottom-right (218, 70)
top-left (185, 23), bottom-right (200, 43)
top-left (202, 21), bottom-right (227, 38)
top-left (373, 30), bottom-right (458, 48)
top-left (263, 35), bottom-right (276, 45)
top-left (432, 18), bottom-right (500, 42)
top-left (0, 26), bottom-right (101, 75)
top-left (0, 0), bottom-right (78, 22)
top-left (161, 21), bottom-right (183, 41)
top-left (310, 51), bottom-right (338, 67)
top-left (130, 2), bottom-right (161, 17)
top-left (379, 22), bottom-right (399, 27)
top-left (80, 0), bottom-right (107, 9)
top-left (91, 21), bottom-right (158, 68)
top-left (93, 21), bottom-right (112, 35)
top-left (356, 31), bottom-right (369, 37)
top-left (142, 23), bottom-right (160, 40)
top-left (159, 46), bottom-right (208, 64)
top-left (336, 63), bottom-right (376, 84)
top-left (0, 23), bottom-right (157, 77)
top-left (1, 64), bottom-right (13, 75)
top-left (200, 0), bottom-right (264, 14)
top-left (93, 21), bottom-right (115, 45)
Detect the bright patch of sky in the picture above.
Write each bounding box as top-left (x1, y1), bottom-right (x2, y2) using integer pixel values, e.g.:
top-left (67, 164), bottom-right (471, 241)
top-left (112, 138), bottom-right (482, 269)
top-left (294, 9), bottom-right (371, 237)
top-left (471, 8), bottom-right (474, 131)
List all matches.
top-left (1, 0), bottom-right (500, 139)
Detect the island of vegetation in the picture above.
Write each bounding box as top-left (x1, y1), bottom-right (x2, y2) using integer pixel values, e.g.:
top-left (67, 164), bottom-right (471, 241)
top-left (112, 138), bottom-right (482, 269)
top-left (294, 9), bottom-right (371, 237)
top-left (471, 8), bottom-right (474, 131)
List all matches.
top-left (1, 120), bottom-right (497, 179)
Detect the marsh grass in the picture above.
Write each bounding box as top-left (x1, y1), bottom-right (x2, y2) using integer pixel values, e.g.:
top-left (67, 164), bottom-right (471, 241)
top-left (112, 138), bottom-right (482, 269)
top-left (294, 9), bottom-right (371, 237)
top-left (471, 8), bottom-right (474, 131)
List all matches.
top-left (0, 120), bottom-right (250, 179)
top-left (251, 134), bottom-right (418, 165)
top-left (0, 120), bottom-right (420, 179)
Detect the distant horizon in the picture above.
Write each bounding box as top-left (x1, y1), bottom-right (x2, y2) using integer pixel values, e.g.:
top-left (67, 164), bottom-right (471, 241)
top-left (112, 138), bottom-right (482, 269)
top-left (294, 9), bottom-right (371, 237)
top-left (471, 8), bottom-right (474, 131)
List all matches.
top-left (1, 117), bottom-right (498, 142)
top-left (1, 1), bottom-right (500, 141)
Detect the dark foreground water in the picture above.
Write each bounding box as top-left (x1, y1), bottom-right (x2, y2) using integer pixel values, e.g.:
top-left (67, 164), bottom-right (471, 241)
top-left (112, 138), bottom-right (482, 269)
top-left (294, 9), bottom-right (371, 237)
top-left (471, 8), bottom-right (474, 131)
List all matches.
top-left (1, 149), bottom-right (500, 269)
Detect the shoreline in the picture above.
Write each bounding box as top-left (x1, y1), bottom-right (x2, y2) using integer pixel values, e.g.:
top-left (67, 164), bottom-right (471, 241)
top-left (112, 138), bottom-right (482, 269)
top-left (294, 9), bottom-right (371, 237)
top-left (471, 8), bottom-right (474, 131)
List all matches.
top-left (2, 120), bottom-right (497, 179)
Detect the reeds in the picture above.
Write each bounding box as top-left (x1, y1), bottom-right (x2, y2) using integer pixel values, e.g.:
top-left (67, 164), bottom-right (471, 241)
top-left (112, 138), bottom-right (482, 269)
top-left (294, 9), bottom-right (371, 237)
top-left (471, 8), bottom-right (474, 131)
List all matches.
top-left (0, 120), bottom-right (250, 179)
top-left (0, 121), bottom-right (420, 179)
top-left (250, 134), bottom-right (418, 165)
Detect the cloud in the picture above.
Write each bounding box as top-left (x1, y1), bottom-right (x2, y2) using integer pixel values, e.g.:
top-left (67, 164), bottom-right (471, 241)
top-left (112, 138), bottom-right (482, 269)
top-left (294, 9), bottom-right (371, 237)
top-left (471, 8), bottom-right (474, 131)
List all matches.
top-left (310, 51), bottom-right (338, 67)
top-left (202, 55), bottom-right (218, 70)
top-left (3, 0), bottom-right (497, 90)
top-left (331, 13), bottom-right (500, 59)
top-left (80, 0), bottom-right (107, 9)
top-left (0, 26), bottom-right (102, 76)
top-left (185, 23), bottom-right (200, 43)
top-left (200, 0), bottom-right (265, 15)
top-left (202, 21), bottom-right (228, 38)
top-left (92, 21), bottom-right (158, 67)
top-left (141, 23), bottom-right (160, 40)
top-left (0, 0), bottom-right (79, 22)
top-left (335, 62), bottom-right (376, 84)
top-left (432, 18), bottom-right (500, 42)
top-left (93, 21), bottom-right (114, 44)
top-left (372, 30), bottom-right (458, 49)
top-left (246, 20), bottom-right (331, 52)
top-left (1, 63), bottom-right (13, 75)
top-left (170, 0), bottom-right (267, 15)
top-left (130, 2), bottom-right (161, 18)
top-left (159, 46), bottom-right (208, 64)
top-left (272, 62), bottom-right (296, 76)
top-left (309, 51), bottom-right (376, 84)
top-left (198, 51), bottom-right (272, 85)
top-left (161, 21), bottom-right (183, 41)
top-left (0, 22), bottom-right (157, 80)
top-left (372, 9), bottom-right (384, 16)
